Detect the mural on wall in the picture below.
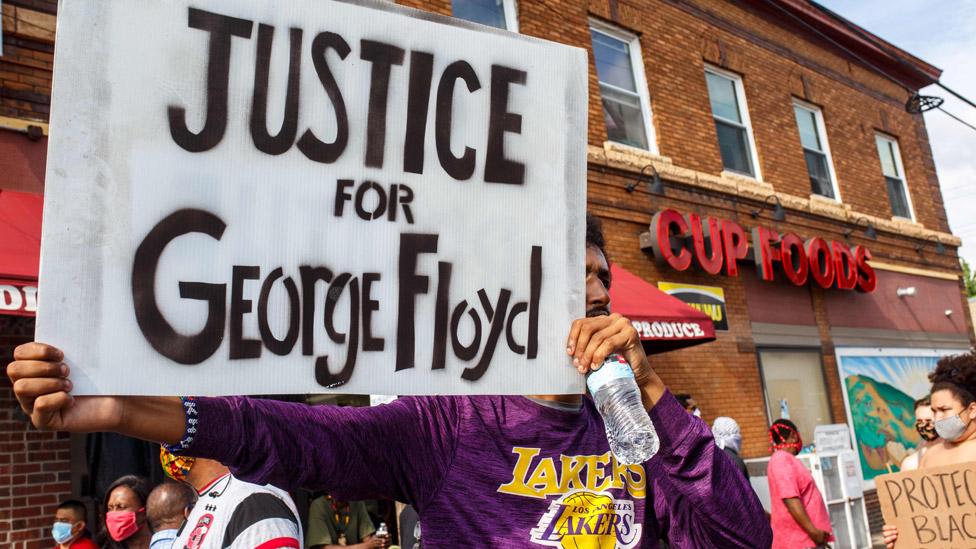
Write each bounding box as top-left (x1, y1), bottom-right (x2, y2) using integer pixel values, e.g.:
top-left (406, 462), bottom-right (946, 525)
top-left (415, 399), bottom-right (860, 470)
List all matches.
top-left (835, 348), bottom-right (957, 490)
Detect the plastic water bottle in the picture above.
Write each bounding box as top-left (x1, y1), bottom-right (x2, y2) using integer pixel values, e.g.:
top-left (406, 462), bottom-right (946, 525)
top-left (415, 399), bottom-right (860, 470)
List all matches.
top-left (587, 354), bottom-right (660, 464)
top-left (376, 522), bottom-right (388, 538)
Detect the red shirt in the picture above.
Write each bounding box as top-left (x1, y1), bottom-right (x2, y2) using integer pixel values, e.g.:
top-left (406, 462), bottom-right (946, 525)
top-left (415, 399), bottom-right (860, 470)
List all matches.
top-left (767, 450), bottom-right (833, 548)
top-left (55, 537), bottom-right (98, 549)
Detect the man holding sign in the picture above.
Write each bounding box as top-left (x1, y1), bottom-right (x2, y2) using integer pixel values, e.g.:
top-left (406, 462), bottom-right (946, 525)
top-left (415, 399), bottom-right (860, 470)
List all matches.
top-left (10, 216), bottom-right (770, 547)
top-left (9, 0), bottom-right (769, 546)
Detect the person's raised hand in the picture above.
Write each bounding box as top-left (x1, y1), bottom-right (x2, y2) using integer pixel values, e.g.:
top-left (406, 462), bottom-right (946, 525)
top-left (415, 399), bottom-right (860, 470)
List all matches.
top-left (7, 342), bottom-right (124, 432)
top-left (567, 313), bottom-right (665, 405)
top-left (882, 524), bottom-right (898, 549)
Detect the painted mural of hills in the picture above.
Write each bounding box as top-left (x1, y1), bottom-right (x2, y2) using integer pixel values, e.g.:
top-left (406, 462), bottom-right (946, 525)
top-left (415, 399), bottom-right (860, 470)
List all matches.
top-left (844, 374), bottom-right (919, 479)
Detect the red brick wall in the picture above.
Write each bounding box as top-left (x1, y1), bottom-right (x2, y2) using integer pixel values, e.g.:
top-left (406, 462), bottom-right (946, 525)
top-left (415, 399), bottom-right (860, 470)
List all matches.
top-left (0, 0), bottom-right (54, 122)
top-left (1, 317), bottom-right (72, 549)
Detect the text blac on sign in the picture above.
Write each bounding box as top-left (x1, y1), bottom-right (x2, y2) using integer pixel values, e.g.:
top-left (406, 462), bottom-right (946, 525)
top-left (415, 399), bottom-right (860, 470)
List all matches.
top-left (877, 462), bottom-right (976, 549)
top-left (37, 0), bottom-right (587, 395)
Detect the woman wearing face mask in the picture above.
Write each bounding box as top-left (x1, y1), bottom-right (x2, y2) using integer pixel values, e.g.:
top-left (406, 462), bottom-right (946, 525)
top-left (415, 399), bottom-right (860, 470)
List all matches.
top-left (97, 475), bottom-right (152, 549)
top-left (899, 396), bottom-right (939, 471)
top-left (883, 352), bottom-right (976, 548)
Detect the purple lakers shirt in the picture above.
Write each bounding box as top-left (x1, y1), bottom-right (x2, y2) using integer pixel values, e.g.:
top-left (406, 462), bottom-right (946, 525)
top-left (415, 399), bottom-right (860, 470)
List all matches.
top-left (183, 391), bottom-right (771, 548)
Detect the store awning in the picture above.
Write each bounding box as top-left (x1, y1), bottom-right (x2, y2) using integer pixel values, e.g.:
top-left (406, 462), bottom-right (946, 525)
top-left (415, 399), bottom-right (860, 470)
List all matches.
top-left (609, 264), bottom-right (715, 354)
top-left (0, 190), bottom-right (43, 316)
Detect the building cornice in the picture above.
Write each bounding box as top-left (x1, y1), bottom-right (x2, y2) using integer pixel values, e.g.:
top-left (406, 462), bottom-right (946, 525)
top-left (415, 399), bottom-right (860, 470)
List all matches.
top-left (588, 141), bottom-right (962, 247)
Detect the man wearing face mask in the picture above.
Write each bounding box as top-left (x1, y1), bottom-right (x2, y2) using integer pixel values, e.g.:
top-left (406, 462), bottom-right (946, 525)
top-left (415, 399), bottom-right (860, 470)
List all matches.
top-left (899, 396), bottom-right (939, 471)
top-left (52, 500), bottom-right (97, 549)
top-left (158, 449), bottom-right (302, 548)
top-left (884, 351), bottom-right (976, 548)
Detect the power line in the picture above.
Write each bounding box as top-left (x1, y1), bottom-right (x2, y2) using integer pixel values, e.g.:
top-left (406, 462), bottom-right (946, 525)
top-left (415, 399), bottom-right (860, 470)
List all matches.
top-left (935, 106), bottom-right (976, 133)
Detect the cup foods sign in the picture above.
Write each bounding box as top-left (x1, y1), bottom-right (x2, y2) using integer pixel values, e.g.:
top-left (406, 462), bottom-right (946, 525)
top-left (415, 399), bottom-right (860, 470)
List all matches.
top-left (645, 209), bottom-right (877, 293)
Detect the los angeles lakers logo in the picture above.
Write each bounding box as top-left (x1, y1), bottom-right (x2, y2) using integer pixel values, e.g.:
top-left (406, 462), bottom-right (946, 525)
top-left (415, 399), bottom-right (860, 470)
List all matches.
top-left (529, 490), bottom-right (641, 548)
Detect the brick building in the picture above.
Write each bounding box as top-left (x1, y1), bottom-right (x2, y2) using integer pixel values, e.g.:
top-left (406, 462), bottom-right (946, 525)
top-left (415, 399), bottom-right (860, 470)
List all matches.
top-left (0, 0), bottom-right (970, 547)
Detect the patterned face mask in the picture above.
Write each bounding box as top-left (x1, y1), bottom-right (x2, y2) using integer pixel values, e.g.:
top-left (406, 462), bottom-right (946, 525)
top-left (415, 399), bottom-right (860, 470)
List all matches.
top-left (915, 419), bottom-right (938, 441)
top-left (160, 447), bottom-right (196, 482)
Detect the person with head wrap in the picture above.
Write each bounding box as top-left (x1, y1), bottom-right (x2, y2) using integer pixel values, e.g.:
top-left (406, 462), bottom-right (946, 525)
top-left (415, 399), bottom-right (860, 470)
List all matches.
top-left (766, 419), bottom-right (832, 549)
top-left (711, 417), bottom-right (748, 480)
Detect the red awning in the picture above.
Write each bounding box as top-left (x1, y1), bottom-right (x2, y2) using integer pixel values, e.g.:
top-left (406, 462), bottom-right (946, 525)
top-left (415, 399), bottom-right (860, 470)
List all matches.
top-left (0, 190), bottom-right (43, 316)
top-left (609, 264), bottom-right (715, 354)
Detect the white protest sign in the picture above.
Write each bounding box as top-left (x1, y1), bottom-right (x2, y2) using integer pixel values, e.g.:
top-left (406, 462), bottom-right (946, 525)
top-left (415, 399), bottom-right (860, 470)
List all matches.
top-left (38, 0), bottom-right (587, 395)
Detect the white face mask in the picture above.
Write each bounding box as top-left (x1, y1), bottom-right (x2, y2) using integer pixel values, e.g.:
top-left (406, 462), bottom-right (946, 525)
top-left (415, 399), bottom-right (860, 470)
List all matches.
top-left (935, 411), bottom-right (973, 442)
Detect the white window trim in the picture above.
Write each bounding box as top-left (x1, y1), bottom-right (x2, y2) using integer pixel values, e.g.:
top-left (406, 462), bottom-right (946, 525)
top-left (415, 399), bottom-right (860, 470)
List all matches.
top-left (502, 0), bottom-right (518, 32)
top-left (875, 132), bottom-right (916, 222)
top-left (792, 98), bottom-right (841, 203)
top-left (704, 64), bottom-right (762, 182)
top-left (589, 18), bottom-right (658, 154)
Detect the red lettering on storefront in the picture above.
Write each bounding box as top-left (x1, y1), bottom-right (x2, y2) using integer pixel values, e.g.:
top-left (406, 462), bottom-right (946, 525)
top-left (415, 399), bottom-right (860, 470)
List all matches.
top-left (650, 210), bottom-right (692, 271)
top-left (855, 246), bottom-right (877, 292)
top-left (644, 208), bottom-right (876, 293)
top-left (687, 213), bottom-right (723, 275)
top-left (806, 237), bottom-right (835, 289)
top-left (720, 220), bottom-right (748, 277)
top-left (779, 233), bottom-right (808, 286)
top-left (751, 226), bottom-right (780, 282)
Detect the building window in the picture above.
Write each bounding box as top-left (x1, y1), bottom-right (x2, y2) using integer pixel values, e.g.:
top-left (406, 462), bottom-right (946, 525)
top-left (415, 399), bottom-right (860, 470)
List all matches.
top-left (875, 134), bottom-right (914, 220)
top-left (452, 0), bottom-right (518, 31)
top-left (758, 349), bottom-right (832, 446)
top-left (793, 100), bottom-right (839, 200)
top-left (590, 21), bottom-right (655, 151)
top-left (705, 66), bottom-right (760, 179)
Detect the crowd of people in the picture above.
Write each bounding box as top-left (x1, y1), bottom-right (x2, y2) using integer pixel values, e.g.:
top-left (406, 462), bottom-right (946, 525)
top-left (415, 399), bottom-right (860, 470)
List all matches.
top-left (12, 213), bottom-right (976, 548)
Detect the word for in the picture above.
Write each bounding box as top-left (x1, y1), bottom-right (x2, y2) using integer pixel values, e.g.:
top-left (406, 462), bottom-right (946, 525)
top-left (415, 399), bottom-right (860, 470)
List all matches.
top-left (168, 8), bottom-right (527, 185)
top-left (646, 209), bottom-right (877, 292)
top-left (130, 209), bottom-right (541, 385)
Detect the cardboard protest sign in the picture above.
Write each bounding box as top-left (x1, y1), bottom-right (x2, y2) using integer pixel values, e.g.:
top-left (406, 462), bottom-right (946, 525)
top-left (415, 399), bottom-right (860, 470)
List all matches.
top-left (877, 461), bottom-right (976, 548)
top-left (38, 0), bottom-right (587, 395)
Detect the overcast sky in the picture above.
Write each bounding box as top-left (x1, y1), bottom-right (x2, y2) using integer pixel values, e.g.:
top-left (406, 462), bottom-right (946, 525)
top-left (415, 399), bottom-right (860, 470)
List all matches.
top-left (815, 0), bottom-right (976, 268)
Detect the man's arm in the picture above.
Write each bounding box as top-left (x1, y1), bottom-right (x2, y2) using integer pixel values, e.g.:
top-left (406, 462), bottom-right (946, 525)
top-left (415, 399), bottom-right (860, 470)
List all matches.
top-left (647, 392), bottom-right (772, 547)
top-left (8, 342), bottom-right (459, 506)
top-left (565, 315), bottom-right (770, 547)
top-left (783, 498), bottom-right (829, 546)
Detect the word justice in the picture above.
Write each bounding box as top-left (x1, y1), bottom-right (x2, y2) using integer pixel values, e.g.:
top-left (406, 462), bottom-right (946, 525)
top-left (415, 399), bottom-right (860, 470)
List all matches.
top-left (130, 209), bottom-right (542, 386)
top-left (648, 209), bottom-right (877, 292)
top-left (168, 8), bottom-right (527, 185)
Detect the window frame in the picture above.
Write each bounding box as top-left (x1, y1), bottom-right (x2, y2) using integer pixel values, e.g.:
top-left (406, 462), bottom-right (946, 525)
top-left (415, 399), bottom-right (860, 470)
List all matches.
top-left (792, 98), bottom-right (841, 202)
top-left (502, 0), bottom-right (518, 32)
top-left (451, 0), bottom-right (519, 32)
top-left (756, 346), bottom-right (834, 446)
top-left (589, 18), bottom-right (657, 154)
top-left (875, 132), bottom-right (916, 221)
top-left (704, 64), bottom-right (762, 181)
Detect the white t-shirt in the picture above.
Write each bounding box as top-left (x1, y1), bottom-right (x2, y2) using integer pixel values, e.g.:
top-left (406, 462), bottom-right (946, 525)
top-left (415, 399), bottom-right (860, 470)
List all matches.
top-left (900, 446), bottom-right (928, 471)
top-left (173, 473), bottom-right (302, 549)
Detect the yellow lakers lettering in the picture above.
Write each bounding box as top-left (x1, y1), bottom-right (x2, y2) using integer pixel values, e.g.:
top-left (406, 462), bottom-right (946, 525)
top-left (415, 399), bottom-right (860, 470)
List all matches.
top-left (498, 447), bottom-right (646, 499)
